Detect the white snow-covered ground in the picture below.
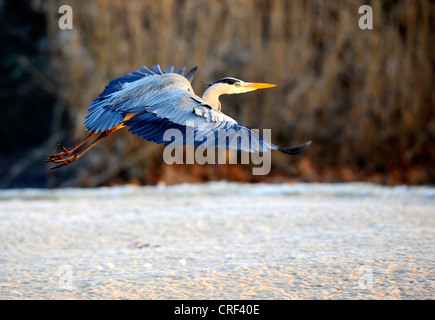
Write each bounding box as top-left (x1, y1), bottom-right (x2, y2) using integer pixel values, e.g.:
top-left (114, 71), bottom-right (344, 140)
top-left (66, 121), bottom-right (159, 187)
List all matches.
top-left (0, 182), bottom-right (434, 299)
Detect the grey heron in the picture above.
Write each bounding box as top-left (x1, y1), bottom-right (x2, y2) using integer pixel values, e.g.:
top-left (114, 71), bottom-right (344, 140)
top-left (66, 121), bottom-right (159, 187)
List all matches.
top-left (44, 64), bottom-right (311, 169)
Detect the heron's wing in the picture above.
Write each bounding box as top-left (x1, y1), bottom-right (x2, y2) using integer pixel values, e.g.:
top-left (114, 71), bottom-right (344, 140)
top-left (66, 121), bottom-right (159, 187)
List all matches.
top-left (84, 65), bottom-right (198, 132)
top-left (96, 64), bottom-right (197, 99)
top-left (123, 89), bottom-right (310, 154)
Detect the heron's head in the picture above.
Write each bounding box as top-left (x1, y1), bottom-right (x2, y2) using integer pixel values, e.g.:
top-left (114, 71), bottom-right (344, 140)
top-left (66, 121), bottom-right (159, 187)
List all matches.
top-left (210, 77), bottom-right (276, 94)
top-left (202, 77), bottom-right (276, 109)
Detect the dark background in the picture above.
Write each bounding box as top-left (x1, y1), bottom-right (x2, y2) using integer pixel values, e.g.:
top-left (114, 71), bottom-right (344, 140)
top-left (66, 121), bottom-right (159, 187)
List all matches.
top-left (1, 0), bottom-right (434, 188)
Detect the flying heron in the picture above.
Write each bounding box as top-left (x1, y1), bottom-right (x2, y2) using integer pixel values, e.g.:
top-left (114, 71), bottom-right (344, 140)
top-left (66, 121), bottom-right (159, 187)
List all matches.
top-left (44, 64), bottom-right (311, 169)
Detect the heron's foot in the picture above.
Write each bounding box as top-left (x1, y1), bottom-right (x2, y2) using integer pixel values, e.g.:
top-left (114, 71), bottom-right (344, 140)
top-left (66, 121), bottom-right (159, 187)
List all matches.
top-left (43, 142), bottom-right (73, 163)
top-left (50, 155), bottom-right (78, 170)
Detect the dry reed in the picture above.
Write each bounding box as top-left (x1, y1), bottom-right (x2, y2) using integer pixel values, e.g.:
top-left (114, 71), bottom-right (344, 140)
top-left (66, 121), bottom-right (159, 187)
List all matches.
top-left (41, 0), bottom-right (434, 186)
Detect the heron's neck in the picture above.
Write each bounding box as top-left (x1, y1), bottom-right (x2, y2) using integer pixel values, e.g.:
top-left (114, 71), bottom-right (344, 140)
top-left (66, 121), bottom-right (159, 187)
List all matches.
top-left (202, 84), bottom-right (225, 110)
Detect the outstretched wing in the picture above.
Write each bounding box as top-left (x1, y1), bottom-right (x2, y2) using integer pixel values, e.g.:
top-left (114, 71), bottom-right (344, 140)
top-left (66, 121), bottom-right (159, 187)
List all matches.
top-left (123, 88), bottom-right (311, 155)
top-left (84, 64), bottom-right (197, 132)
top-left (97, 64), bottom-right (197, 98)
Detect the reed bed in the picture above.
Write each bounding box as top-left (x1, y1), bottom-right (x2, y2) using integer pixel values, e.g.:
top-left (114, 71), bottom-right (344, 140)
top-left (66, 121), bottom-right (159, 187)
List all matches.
top-left (40, 0), bottom-right (434, 186)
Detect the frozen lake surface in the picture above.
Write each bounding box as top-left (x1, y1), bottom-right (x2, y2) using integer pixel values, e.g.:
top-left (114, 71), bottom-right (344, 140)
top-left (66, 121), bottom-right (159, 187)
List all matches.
top-left (1, 182), bottom-right (434, 299)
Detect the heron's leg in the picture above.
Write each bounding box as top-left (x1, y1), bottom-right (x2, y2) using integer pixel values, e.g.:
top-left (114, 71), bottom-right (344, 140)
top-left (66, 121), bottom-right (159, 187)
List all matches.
top-left (50, 124), bottom-right (124, 170)
top-left (50, 132), bottom-right (108, 169)
top-left (44, 131), bottom-right (97, 162)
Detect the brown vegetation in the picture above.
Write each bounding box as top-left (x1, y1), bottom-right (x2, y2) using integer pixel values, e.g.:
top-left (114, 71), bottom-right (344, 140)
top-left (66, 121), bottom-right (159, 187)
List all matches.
top-left (3, 0), bottom-right (434, 187)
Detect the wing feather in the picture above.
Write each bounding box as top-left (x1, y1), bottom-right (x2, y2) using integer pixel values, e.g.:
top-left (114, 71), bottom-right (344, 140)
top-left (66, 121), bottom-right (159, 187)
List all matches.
top-left (84, 64), bottom-right (198, 132)
top-left (124, 89), bottom-right (281, 153)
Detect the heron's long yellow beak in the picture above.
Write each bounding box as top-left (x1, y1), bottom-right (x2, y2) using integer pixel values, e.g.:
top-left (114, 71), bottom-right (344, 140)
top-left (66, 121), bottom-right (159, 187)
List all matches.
top-left (241, 82), bottom-right (277, 89)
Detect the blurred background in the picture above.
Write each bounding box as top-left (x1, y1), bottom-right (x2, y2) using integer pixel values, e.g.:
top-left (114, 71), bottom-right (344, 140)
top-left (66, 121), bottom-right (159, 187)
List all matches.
top-left (0, 0), bottom-right (434, 188)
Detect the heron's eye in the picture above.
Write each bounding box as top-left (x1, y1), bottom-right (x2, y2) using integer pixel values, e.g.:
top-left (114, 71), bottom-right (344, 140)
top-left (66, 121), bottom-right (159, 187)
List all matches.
top-left (234, 82), bottom-right (241, 87)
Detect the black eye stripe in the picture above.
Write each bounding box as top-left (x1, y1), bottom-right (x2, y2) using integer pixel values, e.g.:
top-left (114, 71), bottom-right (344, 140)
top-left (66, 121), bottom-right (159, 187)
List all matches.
top-left (215, 77), bottom-right (241, 85)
